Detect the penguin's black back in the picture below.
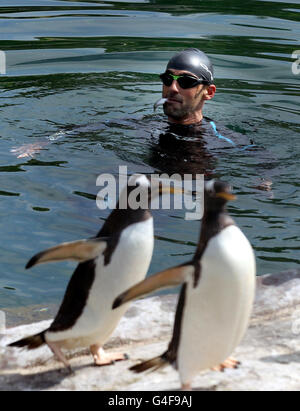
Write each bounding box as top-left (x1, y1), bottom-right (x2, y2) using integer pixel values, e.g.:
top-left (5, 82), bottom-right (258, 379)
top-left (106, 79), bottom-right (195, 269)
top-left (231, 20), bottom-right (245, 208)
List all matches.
top-left (49, 260), bottom-right (96, 332)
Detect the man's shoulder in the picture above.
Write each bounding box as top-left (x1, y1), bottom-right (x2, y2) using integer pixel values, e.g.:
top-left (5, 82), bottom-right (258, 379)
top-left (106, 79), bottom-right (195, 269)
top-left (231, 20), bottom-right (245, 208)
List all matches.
top-left (202, 117), bottom-right (257, 150)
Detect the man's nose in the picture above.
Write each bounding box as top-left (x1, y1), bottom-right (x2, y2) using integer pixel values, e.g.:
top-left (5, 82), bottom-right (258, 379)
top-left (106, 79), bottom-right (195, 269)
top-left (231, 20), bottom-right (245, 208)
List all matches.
top-left (168, 79), bottom-right (180, 93)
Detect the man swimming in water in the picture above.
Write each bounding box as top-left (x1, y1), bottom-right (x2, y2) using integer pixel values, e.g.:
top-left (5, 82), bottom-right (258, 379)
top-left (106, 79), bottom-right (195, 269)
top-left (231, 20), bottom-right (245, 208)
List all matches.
top-left (11, 49), bottom-right (216, 158)
top-left (11, 47), bottom-right (274, 192)
top-left (152, 48), bottom-right (253, 161)
top-left (154, 48), bottom-right (255, 150)
top-left (156, 48), bottom-right (216, 125)
top-left (151, 48), bottom-right (274, 190)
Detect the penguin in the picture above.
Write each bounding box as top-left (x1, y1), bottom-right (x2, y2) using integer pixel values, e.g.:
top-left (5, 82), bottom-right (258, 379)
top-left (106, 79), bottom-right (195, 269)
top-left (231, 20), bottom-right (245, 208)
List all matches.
top-left (112, 180), bottom-right (256, 390)
top-left (8, 174), bottom-right (179, 371)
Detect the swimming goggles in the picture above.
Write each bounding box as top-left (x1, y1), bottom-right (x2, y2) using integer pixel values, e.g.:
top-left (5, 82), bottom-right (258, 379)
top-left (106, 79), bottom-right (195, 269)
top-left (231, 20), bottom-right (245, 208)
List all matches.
top-left (159, 71), bottom-right (208, 89)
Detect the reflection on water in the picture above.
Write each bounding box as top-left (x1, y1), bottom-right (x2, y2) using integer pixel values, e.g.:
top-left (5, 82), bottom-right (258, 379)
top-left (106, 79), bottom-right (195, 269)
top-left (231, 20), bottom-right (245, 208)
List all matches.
top-left (0, 0), bottom-right (299, 312)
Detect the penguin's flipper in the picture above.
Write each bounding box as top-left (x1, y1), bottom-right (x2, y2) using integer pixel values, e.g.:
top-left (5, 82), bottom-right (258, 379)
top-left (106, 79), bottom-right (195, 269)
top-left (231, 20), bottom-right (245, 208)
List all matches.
top-left (26, 237), bottom-right (109, 269)
top-left (112, 263), bottom-right (194, 309)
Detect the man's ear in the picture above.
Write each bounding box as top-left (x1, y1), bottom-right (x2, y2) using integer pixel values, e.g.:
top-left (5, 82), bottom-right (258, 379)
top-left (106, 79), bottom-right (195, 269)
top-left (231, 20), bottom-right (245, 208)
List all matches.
top-left (204, 84), bottom-right (216, 100)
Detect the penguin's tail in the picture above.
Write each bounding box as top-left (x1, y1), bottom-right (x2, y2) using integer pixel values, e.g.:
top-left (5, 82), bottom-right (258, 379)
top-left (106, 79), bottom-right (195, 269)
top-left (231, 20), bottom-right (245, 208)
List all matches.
top-left (130, 353), bottom-right (169, 374)
top-left (8, 331), bottom-right (46, 350)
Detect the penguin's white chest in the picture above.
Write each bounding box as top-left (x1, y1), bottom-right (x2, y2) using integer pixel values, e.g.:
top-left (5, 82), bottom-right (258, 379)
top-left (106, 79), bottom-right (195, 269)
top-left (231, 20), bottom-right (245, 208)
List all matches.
top-left (90, 218), bottom-right (154, 314)
top-left (47, 217), bottom-right (154, 346)
top-left (178, 225), bottom-right (256, 384)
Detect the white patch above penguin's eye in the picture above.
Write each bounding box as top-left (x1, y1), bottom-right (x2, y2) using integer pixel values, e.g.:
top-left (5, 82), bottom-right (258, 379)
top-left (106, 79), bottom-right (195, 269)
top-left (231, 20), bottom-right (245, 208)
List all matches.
top-left (204, 179), bottom-right (215, 193)
top-left (129, 174), bottom-right (150, 190)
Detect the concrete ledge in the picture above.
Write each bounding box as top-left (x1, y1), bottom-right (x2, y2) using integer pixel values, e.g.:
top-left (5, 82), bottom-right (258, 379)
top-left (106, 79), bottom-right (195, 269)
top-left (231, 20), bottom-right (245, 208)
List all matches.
top-left (1, 269), bottom-right (300, 391)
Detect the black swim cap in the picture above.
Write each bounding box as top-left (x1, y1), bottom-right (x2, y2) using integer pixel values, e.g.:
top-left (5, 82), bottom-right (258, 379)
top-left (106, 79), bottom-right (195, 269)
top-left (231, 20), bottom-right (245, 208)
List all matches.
top-left (166, 48), bottom-right (214, 84)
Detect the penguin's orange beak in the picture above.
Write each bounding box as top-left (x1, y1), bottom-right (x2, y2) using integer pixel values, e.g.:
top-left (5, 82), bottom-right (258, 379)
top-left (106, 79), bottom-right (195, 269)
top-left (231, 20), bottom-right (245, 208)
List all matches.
top-left (215, 192), bottom-right (236, 201)
top-left (159, 185), bottom-right (185, 196)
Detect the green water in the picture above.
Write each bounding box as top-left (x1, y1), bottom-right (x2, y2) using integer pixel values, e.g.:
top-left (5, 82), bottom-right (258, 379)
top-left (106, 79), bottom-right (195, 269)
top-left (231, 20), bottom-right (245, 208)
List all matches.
top-left (0, 0), bottom-right (299, 312)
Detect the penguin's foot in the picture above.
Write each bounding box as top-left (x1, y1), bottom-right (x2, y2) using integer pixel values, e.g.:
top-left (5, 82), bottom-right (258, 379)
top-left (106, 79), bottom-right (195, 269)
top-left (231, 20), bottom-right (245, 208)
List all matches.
top-left (47, 341), bottom-right (72, 373)
top-left (90, 344), bottom-right (129, 366)
top-left (181, 383), bottom-right (192, 391)
top-left (211, 357), bottom-right (241, 372)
